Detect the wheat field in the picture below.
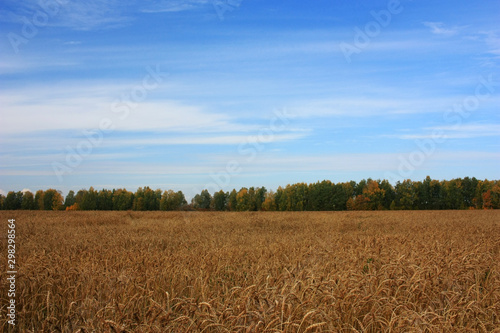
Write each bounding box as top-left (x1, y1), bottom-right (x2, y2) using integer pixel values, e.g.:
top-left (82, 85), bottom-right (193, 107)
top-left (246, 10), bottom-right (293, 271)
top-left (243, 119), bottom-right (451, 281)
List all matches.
top-left (0, 210), bottom-right (499, 332)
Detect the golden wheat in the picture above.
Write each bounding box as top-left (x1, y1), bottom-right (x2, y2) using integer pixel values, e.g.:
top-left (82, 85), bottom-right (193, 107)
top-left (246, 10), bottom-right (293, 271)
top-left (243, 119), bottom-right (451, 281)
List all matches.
top-left (0, 210), bottom-right (499, 332)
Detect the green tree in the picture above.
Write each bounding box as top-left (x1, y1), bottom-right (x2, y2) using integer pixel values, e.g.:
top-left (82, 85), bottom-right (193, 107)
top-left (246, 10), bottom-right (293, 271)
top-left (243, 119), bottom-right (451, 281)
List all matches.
top-left (112, 189), bottom-right (134, 211)
top-left (443, 179), bottom-right (463, 209)
top-left (227, 189), bottom-right (237, 211)
top-left (429, 179), bottom-right (444, 209)
top-left (333, 182), bottom-right (355, 211)
top-left (64, 190), bottom-right (76, 208)
top-left (461, 177), bottom-right (478, 209)
top-left (248, 187), bottom-right (257, 211)
top-left (155, 189), bottom-right (163, 210)
top-left (192, 189), bottom-right (212, 210)
top-left (379, 179), bottom-right (395, 209)
top-left (415, 177), bottom-right (431, 209)
top-left (34, 190), bottom-right (45, 210)
top-left (354, 180), bottom-right (366, 196)
top-left (4, 191), bottom-right (22, 210)
top-left (275, 186), bottom-right (287, 211)
top-left (132, 187), bottom-right (158, 211)
top-left (212, 190), bottom-right (228, 211)
top-left (255, 187), bottom-right (267, 211)
top-left (80, 187), bottom-right (98, 210)
top-left (97, 189), bottom-right (114, 210)
top-left (21, 191), bottom-right (35, 210)
top-left (394, 180), bottom-right (417, 210)
top-left (307, 181), bottom-right (332, 210)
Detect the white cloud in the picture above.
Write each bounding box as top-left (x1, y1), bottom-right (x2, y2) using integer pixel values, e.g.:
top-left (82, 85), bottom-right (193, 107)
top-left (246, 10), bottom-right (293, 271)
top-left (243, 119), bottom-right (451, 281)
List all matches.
top-left (0, 83), bottom-right (240, 134)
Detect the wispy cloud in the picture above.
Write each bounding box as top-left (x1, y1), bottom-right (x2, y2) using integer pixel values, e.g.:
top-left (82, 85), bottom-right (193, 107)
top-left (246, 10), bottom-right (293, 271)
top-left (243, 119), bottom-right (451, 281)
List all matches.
top-left (423, 21), bottom-right (460, 36)
top-left (103, 133), bottom-right (308, 146)
top-left (141, 0), bottom-right (211, 13)
top-left (484, 31), bottom-right (500, 56)
top-left (390, 123), bottom-right (500, 140)
top-left (287, 97), bottom-right (470, 118)
top-left (1, 0), bottom-right (131, 30)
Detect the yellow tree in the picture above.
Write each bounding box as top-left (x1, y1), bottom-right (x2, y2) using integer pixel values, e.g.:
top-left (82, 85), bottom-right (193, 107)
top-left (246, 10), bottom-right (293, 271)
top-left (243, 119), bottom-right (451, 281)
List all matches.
top-left (236, 188), bottom-right (250, 211)
top-left (363, 179), bottom-right (386, 210)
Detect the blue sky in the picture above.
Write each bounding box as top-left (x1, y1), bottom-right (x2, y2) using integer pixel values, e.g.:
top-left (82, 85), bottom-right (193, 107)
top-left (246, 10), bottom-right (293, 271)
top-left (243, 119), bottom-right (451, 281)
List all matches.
top-left (0, 0), bottom-right (499, 199)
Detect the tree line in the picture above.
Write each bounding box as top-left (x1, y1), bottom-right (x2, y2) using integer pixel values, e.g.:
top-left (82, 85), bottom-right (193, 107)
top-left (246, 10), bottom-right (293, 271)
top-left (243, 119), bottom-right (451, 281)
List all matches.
top-left (1, 177), bottom-right (499, 211)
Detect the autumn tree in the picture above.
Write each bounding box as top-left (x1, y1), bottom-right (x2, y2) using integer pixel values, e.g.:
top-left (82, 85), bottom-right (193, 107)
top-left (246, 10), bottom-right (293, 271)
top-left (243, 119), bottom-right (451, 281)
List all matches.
top-left (160, 190), bottom-right (187, 211)
top-left (236, 188), bottom-right (250, 211)
top-left (347, 194), bottom-right (371, 210)
top-left (492, 181), bottom-right (500, 209)
top-left (261, 191), bottom-right (276, 211)
top-left (3, 177), bottom-right (499, 212)
top-left (479, 180), bottom-right (500, 209)
top-left (43, 189), bottom-right (64, 210)
top-left (363, 179), bottom-right (386, 210)
top-left (112, 189), bottom-right (134, 210)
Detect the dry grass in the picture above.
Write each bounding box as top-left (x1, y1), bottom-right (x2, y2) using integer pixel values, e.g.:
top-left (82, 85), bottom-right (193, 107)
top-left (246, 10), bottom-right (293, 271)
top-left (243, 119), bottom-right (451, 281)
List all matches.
top-left (0, 210), bottom-right (499, 332)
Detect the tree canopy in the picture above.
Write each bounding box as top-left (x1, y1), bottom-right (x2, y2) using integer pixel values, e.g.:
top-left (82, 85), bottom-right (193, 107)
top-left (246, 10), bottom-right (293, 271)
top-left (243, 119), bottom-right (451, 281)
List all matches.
top-left (1, 177), bottom-right (498, 211)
